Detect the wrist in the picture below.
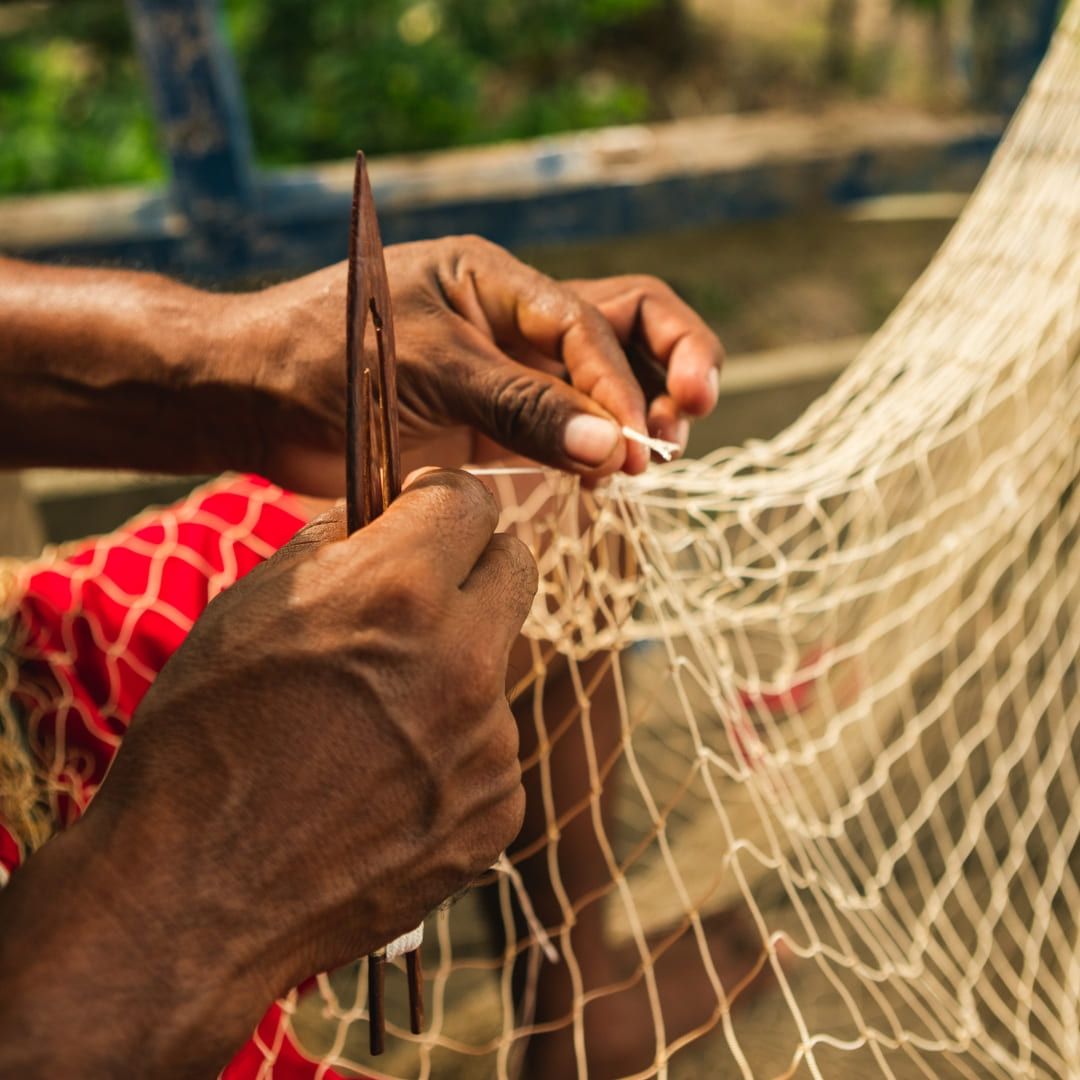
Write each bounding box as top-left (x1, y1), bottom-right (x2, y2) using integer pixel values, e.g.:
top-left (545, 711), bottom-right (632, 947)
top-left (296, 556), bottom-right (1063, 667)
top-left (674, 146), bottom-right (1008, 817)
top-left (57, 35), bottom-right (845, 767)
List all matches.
top-left (0, 257), bottom-right (263, 476)
top-left (213, 269), bottom-right (348, 492)
top-left (0, 803), bottom-right (279, 1077)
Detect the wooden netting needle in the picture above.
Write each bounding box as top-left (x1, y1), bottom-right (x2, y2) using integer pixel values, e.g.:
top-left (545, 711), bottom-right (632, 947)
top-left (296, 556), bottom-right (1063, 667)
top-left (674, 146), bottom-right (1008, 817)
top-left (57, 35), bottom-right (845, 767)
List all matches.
top-left (346, 153), bottom-right (401, 534)
top-left (345, 149), bottom-right (421, 1055)
top-left (368, 949), bottom-right (387, 1057)
top-left (407, 949), bottom-right (424, 1034)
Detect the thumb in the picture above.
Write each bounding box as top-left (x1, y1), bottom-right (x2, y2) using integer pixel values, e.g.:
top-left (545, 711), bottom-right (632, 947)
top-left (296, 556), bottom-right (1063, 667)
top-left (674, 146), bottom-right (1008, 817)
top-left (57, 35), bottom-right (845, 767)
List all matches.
top-left (449, 358), bottom-right (630, 477)
top-left (262, 503), bottom-right (348, 566)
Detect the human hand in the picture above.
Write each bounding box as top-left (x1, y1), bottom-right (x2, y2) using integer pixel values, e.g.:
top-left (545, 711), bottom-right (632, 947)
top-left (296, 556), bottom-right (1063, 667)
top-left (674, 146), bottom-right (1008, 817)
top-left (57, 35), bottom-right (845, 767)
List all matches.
top-left (0, 470), bottom-right (535, 1077)
top-left (106, 467), bottom-right (532, 973)
top-left (237, 237), bottom-right (722, 494)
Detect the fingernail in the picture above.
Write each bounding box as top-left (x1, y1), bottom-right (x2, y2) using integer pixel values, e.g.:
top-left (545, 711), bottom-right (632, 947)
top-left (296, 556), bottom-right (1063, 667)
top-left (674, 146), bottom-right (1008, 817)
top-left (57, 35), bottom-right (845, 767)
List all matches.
top-left (673, 418), bottom-right (690, 452)
top-left (563, 414), bottom-right (620, 467)
top-left (402, 466), bottom-right (441, 490)
top-left (707, 367), bottom-right (720, 405)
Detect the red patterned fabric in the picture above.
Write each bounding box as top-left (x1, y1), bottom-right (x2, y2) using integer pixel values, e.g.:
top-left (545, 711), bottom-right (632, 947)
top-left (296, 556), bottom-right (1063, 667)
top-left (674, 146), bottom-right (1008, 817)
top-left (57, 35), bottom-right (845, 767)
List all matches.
top-left (2, 474), bottom-right (357, 1080)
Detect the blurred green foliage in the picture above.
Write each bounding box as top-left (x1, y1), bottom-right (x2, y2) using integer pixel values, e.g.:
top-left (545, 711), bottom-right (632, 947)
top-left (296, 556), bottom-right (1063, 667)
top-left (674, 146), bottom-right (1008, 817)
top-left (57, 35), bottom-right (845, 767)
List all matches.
top-left (0, 0), bottom-right (675, 195)
top-left (0, 3), bottom-right (163, 193)
top-left (0, 0), bottom-right (1037, 198)
top-left (226, 0), bottom-right (665, 164)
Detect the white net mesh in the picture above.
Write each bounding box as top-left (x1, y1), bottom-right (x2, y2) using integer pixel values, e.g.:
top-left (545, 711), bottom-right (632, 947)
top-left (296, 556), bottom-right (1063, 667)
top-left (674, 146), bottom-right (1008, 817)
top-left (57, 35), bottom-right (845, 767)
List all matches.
top-left (5, 7), bottom-right (1080, 1078)
top-left (290, 8), bottom-right (1080, 1075)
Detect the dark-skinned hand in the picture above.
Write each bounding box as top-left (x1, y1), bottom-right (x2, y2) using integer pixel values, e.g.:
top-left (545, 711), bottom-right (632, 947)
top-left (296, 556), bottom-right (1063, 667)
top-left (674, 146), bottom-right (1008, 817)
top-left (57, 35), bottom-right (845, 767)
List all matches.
top-left (0, 469), bottom-right (536, 1079)
top-left (235, 236), bottom-right (723, 494)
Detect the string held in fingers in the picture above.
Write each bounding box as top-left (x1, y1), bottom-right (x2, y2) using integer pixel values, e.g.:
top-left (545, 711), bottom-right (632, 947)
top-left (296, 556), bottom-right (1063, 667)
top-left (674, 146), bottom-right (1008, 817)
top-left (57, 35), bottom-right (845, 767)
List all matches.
top-left (621, 425), bottom-right (681, 462)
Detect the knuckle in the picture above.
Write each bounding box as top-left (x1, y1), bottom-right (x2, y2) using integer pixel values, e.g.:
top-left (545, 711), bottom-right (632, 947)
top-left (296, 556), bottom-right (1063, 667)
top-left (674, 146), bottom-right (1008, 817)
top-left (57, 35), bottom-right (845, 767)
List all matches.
top-left (407, 467), bottom-right (498, 525)
top-left (367, 565), bottom-right (441, 628)
top-left (489, 534), bottom-right (539, 606)
top-left (454, 640), bottom-right (506, 706)
top-left (490, 779), bottom-right (527, 850)
top-left (559, 291), bottom-right (588, 328)
top-left (459, 233), bottom-right (492, 252)
top-left (626, 272), bottom-right (665, 295)
top-left (712, 332), bottom-right (727, 367)
top-left (575, 299), bottom-right (620, 346)
top-left (448, 474), bottom-right (500, 534)
top-left (486, 371), bottom-right (563, 448)
top-left (287, 549), bottom-right (352, 613)
top-left (447, 234), bottom-right (495, 271)
top-left (277, 506), bottom-right (347, 561)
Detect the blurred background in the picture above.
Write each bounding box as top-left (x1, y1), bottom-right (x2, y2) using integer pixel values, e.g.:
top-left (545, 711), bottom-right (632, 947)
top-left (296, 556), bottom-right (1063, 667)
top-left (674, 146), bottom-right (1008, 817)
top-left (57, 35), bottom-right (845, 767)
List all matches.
top-left (0, 0), bottom-right (1061, 544)
top-left (0, 0), bottom-right (1057, 195)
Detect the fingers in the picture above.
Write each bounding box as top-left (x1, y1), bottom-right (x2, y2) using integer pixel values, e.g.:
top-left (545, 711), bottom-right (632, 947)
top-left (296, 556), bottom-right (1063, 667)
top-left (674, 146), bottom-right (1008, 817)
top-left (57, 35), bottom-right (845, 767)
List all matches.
top-left (274, 503), bottom-right (348, 558)
top-left (365, 468), bottom-right (537, 620)
top-left (645, 394), bottom-right (690, 457)
top-left (437, 330), bottom-right (632, 477)
top-left (391, 238), bottom-right (723, 475)
top-left (461, 532), bottom-right (538, 641)
top-left (267, 472), bottom-right (537, 641)
top-left (374, 467), bottom-right (501, 584)
top-left (435, 239), bottom-right (651, 475)
top-left (570, 275), bottom-right (724, 449)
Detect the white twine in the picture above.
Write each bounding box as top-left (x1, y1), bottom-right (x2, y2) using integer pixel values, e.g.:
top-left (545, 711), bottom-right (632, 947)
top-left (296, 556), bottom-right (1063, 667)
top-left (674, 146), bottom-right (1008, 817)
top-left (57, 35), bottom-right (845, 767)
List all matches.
top-left (494, 852), bottom-right (560, 963)
top-left (466, 428), bottom-right (681, 479)
top-left (384, 924), bottom-right (424, 962)
top-left (379, 856), bottom-right (558, 965)
top-left (620, 426), bottom-right (681, 461)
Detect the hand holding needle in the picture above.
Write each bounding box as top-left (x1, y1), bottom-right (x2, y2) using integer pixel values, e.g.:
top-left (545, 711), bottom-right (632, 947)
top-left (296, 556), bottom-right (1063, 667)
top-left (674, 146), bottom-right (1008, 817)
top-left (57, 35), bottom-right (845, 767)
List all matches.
top-left (345, 150), bottom-right (423, 1055)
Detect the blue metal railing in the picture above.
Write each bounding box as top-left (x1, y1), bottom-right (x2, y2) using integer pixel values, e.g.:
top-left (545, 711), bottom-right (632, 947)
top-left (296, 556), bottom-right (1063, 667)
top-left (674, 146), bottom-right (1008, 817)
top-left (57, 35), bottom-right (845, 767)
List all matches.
top-left (2, 0), bottom-right (1060, 283)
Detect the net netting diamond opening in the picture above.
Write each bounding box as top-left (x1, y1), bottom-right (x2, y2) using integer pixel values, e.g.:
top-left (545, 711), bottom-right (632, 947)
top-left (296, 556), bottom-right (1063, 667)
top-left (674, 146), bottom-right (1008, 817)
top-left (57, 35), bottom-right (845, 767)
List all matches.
top-left (5, 5), bottom-right (1080, 1078)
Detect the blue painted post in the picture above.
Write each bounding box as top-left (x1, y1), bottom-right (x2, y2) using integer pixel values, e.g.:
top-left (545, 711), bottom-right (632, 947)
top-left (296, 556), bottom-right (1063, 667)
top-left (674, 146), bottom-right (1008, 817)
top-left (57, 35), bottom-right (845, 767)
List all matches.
top-left (970, 0), bottom-right (1062, 113)
top-left (126, 0), bottom-right (258, 275)
top-left (1033, 0), bottom-right (1061, 66)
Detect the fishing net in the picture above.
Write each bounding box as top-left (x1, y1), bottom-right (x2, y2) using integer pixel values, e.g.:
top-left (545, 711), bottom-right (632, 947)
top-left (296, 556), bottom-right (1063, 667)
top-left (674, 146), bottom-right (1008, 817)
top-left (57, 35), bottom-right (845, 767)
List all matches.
top-left (4, 5), bottom-right (1080, 1078)
top-left (321, 8), bottom-right (1079, 1075)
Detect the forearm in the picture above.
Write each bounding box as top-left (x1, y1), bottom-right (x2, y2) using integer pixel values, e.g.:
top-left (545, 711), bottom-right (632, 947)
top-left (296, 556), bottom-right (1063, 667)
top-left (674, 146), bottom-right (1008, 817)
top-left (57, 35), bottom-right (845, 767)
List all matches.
top-left (0, 255), bottom-right (263, 475)
top-left (0, 808), bottom-right (278, 1078)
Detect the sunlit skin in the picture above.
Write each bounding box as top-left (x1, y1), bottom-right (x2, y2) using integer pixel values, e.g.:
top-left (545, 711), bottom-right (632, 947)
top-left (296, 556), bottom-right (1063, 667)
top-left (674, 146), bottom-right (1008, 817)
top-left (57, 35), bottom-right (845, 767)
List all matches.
top-left (0, 239), bottom-right (737, 1077)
